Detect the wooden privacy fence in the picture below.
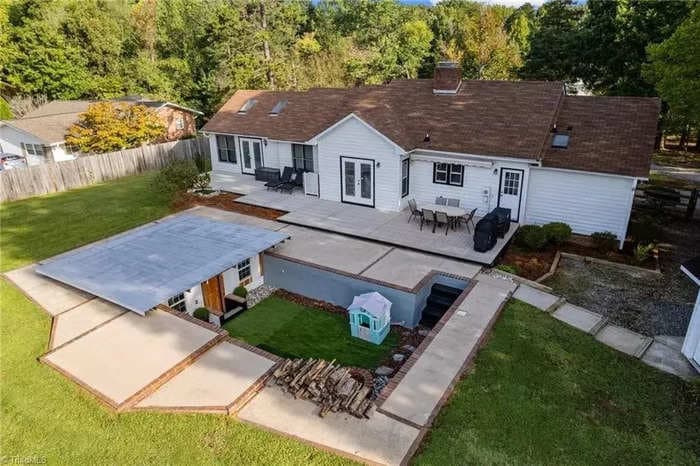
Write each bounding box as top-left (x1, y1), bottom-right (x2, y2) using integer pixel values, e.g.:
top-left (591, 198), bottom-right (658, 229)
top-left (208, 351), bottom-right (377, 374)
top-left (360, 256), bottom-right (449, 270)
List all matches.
top-left (0, 136), bottom-right (210, 202)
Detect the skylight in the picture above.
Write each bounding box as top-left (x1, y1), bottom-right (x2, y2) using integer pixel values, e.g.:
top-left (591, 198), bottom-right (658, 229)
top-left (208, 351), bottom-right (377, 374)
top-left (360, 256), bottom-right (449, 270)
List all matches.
top-left (552, 133), bottom-right (570, 148)
top-left (269, 100), bottom-right (288, 115)
top-left (238, 99), bottom-right (257, 114)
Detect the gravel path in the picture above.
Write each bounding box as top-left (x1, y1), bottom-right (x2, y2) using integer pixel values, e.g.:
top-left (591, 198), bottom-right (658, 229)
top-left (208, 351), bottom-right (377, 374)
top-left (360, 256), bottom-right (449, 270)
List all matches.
top-left (546, 209), bottom-right (699, 336)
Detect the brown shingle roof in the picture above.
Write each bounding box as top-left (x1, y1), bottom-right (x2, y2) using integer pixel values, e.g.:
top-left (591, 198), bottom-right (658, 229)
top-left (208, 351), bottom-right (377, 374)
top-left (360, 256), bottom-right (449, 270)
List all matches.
top-left (203, 80), bottom-right (659, 177)
top-left (542, 96), bottom-right (660, 177)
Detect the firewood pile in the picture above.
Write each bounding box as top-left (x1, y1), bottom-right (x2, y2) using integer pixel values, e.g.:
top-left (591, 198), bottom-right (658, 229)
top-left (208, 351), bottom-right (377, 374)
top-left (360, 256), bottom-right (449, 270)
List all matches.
top-left (270, 358), bottom-right (375, 419)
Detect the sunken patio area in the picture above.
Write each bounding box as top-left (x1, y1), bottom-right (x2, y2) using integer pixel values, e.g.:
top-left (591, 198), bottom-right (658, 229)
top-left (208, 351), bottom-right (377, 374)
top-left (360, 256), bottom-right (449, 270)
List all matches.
top-left (213, 173), bottom-right (517, 265)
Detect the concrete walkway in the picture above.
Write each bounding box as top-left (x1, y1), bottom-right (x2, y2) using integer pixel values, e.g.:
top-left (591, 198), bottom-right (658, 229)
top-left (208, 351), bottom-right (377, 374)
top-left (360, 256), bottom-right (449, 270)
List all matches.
top-left (379, 274), bottom-right (515, 427)
top-left (239, 387), bottom-right (421, 465)
top-left (513, 282), bottom-right (697, 379)
top-left (235, 189), bottom-right (516, 265)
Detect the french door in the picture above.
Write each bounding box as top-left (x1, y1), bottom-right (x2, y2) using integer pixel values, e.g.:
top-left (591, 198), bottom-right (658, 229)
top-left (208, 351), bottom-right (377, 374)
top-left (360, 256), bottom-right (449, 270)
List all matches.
top-left (240, 138), bottom-right (264, 174)
top-left (341, 157), bottom-right (374, 207)
top-left (498, 168), bottom-right (524, 222)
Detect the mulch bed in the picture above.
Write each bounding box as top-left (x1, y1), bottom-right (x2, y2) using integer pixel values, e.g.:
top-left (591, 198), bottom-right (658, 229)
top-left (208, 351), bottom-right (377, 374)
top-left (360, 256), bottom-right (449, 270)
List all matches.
top-left (173, 192), bottom-right (286, 220)
top-left (499, 247), bottom-right (557, 281)
top-left (499, 234), bottom-right (657, 281)
top-left (273, 289), bottom-right (348, 316)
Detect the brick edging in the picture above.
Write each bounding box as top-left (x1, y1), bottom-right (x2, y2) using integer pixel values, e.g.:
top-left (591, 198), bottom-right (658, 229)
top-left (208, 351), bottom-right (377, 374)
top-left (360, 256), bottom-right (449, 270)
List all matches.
top-left (44, 309), bottom-right (129, 355)
top-left (375, 280), bottom-right (477, 406)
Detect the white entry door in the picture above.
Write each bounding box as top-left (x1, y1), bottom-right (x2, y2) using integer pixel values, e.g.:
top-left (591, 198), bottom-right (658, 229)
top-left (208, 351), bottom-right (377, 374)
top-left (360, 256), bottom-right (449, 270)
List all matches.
top-left (498, 168), bottom-right (524, 222)
top-left (341, 157), bottom-right (374, 207)
top-left (240, 138), bottom-right (263, 174)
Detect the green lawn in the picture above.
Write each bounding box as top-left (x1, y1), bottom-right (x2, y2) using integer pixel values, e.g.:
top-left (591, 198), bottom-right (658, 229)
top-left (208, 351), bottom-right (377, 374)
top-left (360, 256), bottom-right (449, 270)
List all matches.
top-left (414, 300), bottom-right (700, 465)
top-left (224, 296), bottom-right (398, 369)
top-left (2, 174), bottom-right (699, 465)
top-left (0, 172), bottom-right (172, 272)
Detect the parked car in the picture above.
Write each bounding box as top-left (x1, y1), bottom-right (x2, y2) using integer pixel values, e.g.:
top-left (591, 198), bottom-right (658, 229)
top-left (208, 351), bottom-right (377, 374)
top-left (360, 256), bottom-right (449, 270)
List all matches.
top-left (0, 153), bottom-right (28, 170)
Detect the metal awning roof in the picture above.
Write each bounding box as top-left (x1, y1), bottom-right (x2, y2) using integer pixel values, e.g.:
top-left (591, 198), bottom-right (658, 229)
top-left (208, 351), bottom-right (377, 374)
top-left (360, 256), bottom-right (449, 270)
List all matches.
top-left (36, 214), bottom-right (289, 315)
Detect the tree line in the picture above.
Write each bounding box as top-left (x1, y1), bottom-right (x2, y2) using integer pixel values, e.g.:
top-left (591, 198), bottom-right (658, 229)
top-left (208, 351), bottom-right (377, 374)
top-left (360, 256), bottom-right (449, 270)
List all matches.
top-left (0, 0), bottom-right (697, 144)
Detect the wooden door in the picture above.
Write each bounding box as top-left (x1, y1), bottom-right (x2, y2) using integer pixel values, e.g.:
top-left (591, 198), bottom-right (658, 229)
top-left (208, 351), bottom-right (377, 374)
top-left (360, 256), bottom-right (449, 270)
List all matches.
top-left (201, 275), bottom-right (223, 313)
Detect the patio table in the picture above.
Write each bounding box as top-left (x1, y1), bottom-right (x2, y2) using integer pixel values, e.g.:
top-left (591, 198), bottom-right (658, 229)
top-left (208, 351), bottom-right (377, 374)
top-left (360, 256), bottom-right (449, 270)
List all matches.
top-left (423, 203), bottom-right (467, 218)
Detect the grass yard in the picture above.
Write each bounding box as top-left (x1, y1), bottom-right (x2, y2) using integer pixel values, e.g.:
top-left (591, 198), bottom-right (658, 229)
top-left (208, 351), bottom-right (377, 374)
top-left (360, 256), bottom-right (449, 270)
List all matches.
top-left (414, 300), bottom-right (700, 465)
top-left (0, 174), bottom-right (352, 464)
top-left (0, 172), bottom-right (172, 272)
top-left (224, 296), bottom-right (398, 368)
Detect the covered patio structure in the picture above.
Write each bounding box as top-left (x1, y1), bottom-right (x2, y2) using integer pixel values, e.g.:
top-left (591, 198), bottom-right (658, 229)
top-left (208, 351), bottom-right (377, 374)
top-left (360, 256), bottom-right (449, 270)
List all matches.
top-left (35, 213), bottom-right (289, 317)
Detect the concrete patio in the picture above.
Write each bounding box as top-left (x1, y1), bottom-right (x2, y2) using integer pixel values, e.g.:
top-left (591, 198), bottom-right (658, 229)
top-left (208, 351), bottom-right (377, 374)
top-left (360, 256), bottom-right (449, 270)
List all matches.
top-left (230, 182), bottom-right (517, 265)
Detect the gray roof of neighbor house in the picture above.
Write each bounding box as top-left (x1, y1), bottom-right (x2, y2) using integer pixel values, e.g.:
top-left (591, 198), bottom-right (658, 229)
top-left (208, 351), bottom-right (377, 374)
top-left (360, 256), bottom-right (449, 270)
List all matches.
top-left (2, 98), bottom-right (202, 144)
top-left (35, 214), bottom-right (289, 315)
top-left (203, 80), bottom-right (660, 178)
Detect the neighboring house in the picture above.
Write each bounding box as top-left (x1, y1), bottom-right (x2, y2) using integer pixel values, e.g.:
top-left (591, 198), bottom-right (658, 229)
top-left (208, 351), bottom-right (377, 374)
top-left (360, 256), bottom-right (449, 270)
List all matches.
top-left (0, 97), bottom-right (202, 165)
top-left (681, 257), bottom-right (700, 371)
top-left (203, 62), bottom-right (659, 248)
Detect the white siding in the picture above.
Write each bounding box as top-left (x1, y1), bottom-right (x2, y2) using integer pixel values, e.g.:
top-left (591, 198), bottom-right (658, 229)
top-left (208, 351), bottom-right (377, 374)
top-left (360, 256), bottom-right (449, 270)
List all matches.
top-left (317, 116), bottom-right (403, 211)
top-left (0, 125), bottom-right (49, 165)
top-left (408, 158), bottom-right (531, 218)
top-left (525, 168), bottom-right (636, 241)
top-left (682, 291), bottom-right (700, 368)
top-left (209, 133), bottom-right (293, 174)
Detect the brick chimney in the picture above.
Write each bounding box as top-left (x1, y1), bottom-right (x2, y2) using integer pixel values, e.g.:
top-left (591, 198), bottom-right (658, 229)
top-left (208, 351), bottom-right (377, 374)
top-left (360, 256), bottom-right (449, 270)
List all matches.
top-left (433, 61), bottom-right (462, 94)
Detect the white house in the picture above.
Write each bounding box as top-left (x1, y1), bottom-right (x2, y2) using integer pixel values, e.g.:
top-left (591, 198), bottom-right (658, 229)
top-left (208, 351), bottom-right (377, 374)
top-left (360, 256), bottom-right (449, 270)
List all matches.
top-left (681, 258), bottom-right (700, 371)
top-left (202, 62), bottom-right (659, 247)
top-left (0, 98), bottom-right (202, 165)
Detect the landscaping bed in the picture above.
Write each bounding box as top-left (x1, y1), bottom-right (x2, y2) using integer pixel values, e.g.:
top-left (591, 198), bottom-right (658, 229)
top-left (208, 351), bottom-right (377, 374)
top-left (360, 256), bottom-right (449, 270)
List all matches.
top-left (173, 191), bottom-right (286, 220)
top-left (223, 295), bottom-right (398, 369)
top-left (414, 300), bottom-right (700, 465)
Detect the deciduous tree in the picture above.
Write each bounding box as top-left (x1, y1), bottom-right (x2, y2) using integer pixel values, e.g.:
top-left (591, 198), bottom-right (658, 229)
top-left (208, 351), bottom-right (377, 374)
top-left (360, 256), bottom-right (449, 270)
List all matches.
top-left (65, 102), bottom-right (165, 153)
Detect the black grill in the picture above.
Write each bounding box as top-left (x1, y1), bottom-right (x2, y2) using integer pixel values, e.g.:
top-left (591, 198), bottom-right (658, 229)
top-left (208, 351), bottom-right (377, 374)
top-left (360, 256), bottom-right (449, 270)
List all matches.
top-left (491, 207), bottom-right (511, 238)
top-left (473, 214), bottom-right (497, 252)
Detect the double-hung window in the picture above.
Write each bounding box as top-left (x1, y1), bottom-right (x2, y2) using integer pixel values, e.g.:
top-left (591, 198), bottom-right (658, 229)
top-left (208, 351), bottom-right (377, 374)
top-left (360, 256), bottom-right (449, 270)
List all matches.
top-left (175, 116), bottom-right (185, 130)
top-left (401, 158), bottom-right (409, 197)
top-left (216, 135), bottom-right (237, 163)
top-left (433, 163), bottom-right (464, 187)
top-left (237, 258), bottom-right (251, 284)
top-left (292, 144), bottom-right (314, 172)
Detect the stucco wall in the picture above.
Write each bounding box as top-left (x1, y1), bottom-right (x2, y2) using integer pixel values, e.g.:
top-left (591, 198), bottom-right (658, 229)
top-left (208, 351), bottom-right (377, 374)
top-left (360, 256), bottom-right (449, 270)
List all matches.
top-left (263, 254), bottom-right (469, 328)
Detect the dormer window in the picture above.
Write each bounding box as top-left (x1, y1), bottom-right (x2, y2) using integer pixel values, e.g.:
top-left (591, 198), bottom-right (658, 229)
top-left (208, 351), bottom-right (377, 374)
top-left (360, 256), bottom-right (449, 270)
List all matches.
top-left (269, 100), bottom-right (287, 115)
top-left (552, 133), bottom-right (570, 148)
top-left (238, 99), bottom-right (257, 114)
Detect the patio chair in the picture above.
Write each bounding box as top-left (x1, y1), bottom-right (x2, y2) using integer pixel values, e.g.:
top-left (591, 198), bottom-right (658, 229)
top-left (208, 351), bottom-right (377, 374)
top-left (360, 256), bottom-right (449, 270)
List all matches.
top-left (265, 167), bottom-right (292, 190)
top-left (458, 207), bottom-right (477, 233)
top-left (277, 171), bottom-right (298, 194)
top-left (407, 199), bottom-right (423, 223)
top-left (420, 209), bottom-right (435, 231)
top-left (435, 196), bottom-right (447, 206)
top-left (435, 210), bottom-right (450, 235)
top-left (447, 198), bottom-right (460, 207)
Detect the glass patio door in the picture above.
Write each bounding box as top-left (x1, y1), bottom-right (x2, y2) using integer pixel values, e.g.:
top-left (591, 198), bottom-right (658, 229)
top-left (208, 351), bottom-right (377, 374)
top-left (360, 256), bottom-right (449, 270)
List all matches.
top-left (240, 138), bottom-right (263, 174)
top-left (341, 157), bottom-right (374, 207)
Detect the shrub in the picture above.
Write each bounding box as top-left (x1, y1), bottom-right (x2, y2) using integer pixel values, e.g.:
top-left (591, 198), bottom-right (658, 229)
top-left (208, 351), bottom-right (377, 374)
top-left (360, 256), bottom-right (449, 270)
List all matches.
top-left (192, 172), bottom-right (211, 191)
top-left (591, 231), bottom-right (618, 252)
top-left (516, 225), bottom-right (548, 251)
top-left (542, 222), bottom-right (572, 245)
top-left (153, 160), bottom-right (199, 194)
top-left (193, 307), bottom-right (209, 322)
top-left (233, 285), bottom-right (248, 298)
top-left (633, 242), bottom-right (655, 265)
top-left (495, 264), bottom-right (519, 275)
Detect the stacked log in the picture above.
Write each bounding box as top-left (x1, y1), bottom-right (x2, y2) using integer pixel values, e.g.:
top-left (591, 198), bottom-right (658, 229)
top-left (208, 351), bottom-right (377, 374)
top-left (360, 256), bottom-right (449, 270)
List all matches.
top-left (270, 358), bottom-right (375, 419)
